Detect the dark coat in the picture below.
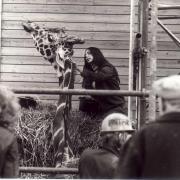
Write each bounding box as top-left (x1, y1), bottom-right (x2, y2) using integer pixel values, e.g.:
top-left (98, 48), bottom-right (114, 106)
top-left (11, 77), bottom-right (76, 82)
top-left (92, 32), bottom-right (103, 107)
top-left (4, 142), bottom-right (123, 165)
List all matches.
top-left (115, 112), bottom-right (180, 178)
top-left (79, 147), bottom-right (119, 179)
top-left (81, 61), bottom-right (126, 114)
top-left (0, 126), bottom-right (19, 178)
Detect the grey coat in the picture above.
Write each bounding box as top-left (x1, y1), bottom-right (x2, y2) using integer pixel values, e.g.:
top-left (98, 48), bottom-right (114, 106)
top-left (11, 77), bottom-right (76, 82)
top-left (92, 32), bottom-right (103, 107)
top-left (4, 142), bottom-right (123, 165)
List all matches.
top-left (115, 112), bottom-right (180, 178)
top-left (0, 126), bottom-right (19, 178)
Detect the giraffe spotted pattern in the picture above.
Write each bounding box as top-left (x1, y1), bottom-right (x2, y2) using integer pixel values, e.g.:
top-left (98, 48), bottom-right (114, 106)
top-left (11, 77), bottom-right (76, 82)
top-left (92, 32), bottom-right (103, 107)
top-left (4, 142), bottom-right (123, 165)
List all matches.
top-left (22, 21), bottom-right (85, 167)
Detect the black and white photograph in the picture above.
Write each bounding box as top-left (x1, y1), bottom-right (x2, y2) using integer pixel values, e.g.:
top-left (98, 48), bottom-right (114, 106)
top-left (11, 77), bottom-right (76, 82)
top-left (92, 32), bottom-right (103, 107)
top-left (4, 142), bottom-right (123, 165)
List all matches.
top-left (0, 0), bottom-right (180, 178)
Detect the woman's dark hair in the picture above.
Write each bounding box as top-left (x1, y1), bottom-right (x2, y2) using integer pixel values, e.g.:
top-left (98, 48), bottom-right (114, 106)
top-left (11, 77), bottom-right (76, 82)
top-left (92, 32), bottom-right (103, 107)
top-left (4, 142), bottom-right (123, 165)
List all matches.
top-left (84, 47), bottom-right (107, 67)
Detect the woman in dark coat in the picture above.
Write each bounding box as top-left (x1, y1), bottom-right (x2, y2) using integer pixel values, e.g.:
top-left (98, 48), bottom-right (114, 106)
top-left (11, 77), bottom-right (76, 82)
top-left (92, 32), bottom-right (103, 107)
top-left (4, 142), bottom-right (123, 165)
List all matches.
top-left (0, 85), bottom-right (20, 178)
top-left (80, 47), bottom-right (127, 116)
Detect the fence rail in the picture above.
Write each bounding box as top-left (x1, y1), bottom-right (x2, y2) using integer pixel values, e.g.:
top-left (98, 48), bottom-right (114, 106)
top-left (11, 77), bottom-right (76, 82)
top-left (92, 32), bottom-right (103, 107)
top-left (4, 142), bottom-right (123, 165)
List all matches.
top-left (19, 167), bottom-right (78, 174)
top-left (158, 4), bottom-right (180, 10)
top-left (17, 88), bottom-right (149, 175)
top-left (12, 88), bottom-right (149, 97)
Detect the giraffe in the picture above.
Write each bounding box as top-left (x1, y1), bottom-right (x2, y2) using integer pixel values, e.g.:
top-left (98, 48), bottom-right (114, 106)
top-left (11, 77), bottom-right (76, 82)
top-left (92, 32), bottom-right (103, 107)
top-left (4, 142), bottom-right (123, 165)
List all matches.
top-left (22, 21), bottom-right (85, 167)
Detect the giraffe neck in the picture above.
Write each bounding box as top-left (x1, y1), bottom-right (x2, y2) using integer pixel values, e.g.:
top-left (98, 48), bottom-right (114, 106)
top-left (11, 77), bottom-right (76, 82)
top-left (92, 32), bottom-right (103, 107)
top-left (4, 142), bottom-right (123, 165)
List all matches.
top-left (57, 59), bottom-right (75, 103)
top-left (53, 59), bottom-right (76, 166)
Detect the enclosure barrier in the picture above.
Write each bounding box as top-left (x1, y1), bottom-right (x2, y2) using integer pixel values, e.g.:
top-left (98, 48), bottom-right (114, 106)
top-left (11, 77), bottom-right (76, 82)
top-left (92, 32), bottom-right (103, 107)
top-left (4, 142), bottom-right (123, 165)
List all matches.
top-left (16, 88), bottom-right (149, 175)
top-left (12, 88), bottom-right (149, 97)
top-left (19, 167), bottom-right (78, 174)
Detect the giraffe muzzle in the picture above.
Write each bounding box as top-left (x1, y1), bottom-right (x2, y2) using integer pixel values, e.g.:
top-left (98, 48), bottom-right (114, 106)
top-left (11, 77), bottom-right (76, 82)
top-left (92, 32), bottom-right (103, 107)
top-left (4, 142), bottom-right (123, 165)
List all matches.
top-left (22, 22), bottom-right (33, 33)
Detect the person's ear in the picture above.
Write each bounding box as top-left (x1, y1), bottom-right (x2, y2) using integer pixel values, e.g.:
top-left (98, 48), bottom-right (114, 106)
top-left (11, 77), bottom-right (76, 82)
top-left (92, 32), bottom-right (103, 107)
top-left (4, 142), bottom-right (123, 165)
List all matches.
top-left (158, 97), bottom-right (166, 115)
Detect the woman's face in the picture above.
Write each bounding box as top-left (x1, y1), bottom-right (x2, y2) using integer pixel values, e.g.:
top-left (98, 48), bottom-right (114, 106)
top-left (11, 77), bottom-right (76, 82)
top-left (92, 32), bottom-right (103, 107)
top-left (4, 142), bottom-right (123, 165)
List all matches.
top-left (84, 49), bottom-right (94, 63)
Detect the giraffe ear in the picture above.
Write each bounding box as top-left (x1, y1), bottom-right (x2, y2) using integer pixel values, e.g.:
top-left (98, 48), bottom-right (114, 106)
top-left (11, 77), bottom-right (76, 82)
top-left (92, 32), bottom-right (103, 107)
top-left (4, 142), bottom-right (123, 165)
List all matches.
top-left (66, 35), bottom-right (85, 44)
top-left (22, 22), bottom-right (33, 33)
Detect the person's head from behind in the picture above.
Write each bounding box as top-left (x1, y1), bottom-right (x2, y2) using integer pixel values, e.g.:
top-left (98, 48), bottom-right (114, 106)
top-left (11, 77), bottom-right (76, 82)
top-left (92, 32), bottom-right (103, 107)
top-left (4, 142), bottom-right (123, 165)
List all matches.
top-left (84, 47), bottom-right (107, 68)
top-left (100, 113), bottom-right (134, 150)
top-left (153, 75), bottom-right (180, 115)
top-left (0, 85), bottom-right (20, 130)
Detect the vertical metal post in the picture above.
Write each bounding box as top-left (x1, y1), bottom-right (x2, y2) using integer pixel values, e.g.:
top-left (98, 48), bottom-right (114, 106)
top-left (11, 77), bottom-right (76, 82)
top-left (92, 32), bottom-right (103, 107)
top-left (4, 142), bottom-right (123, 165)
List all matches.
top-left (0, 0), bottom-right (2, 53)
top-left (149, 0), bottom-right (157, 121)
top-left (128, 0), bottom-right (136, 121)
top-left (136, 0), bottom-right (142, 129)
top-left (138, 0), bottom-right (149, 127)
top-left (0, 0), bottom-right (2, 79)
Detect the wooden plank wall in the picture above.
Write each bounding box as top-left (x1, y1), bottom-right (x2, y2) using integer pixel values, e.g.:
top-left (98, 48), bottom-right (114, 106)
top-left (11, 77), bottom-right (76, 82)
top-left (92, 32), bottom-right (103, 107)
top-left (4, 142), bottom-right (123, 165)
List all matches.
top-left (0, 0), bottom-right (180, 108)
top-left (153, 0), bottom-right (180, 78)
top-left (0, 0), bottom-right (132, 106)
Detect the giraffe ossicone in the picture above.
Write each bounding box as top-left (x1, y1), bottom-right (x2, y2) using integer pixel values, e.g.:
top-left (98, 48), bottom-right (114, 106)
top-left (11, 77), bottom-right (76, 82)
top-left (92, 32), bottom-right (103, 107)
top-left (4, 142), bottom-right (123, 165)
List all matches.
top-left (22, 21), bottom-right (85, 167)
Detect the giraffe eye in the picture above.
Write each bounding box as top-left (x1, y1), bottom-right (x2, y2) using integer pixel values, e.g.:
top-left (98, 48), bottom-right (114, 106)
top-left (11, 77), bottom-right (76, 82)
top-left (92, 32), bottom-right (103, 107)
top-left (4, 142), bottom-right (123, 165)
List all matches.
top-left (48, 34), bottom-right (53, 42)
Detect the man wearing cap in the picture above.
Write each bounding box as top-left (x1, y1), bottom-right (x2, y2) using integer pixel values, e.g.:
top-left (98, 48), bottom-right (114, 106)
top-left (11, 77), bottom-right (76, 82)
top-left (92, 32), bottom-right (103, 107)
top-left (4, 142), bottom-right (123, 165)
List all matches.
top-left (79, 113), bottom-right (134, 179)
top-left (114, 75), bottom-right (180, 178)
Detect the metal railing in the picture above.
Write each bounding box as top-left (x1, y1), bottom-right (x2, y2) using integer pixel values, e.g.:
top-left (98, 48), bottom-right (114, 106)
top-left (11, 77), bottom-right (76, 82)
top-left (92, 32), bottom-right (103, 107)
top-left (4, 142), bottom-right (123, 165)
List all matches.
top-left (19, 167), bottom-right (78, 174)
top-left (16, 88), bottom-right (149, 175)
top-left (12, 87), bottom-right (149, 97)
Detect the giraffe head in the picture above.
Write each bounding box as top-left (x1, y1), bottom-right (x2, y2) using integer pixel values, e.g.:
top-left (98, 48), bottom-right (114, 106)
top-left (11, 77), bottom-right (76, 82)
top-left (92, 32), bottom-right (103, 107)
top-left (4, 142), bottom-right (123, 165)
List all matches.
top-left (55, 33), bottom-right (85, 70)
top-left (22, 21), bottom-right (66, 61)
top-left (22, 21), bottom-right (85, 78)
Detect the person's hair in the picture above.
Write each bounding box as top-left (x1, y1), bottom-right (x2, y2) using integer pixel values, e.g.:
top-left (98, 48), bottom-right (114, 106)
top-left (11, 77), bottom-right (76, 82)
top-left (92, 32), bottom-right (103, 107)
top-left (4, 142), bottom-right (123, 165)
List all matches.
top-left (84, 47), bottom-right (108, 67)
top-left (100, 132), bottom-right (131, 150)
top-left (0, 85), bottom-right (20, 131)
